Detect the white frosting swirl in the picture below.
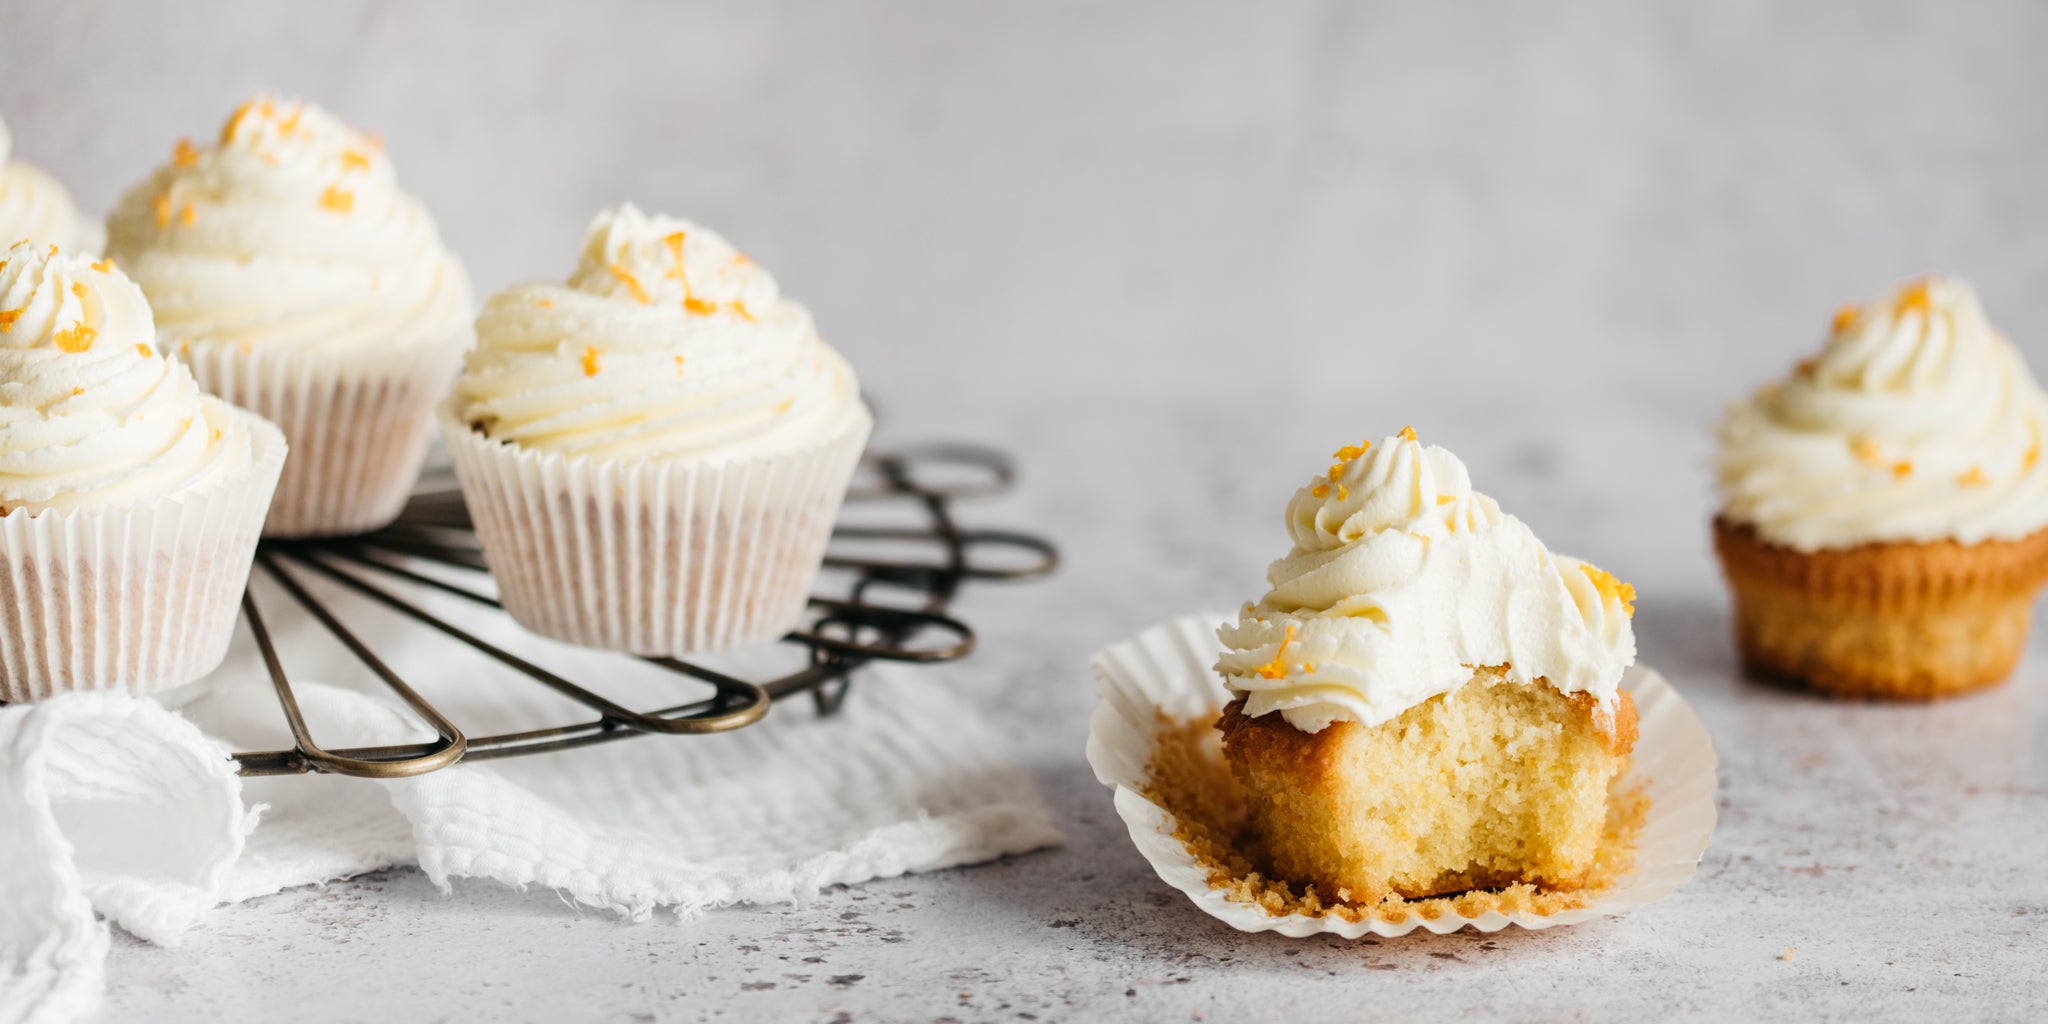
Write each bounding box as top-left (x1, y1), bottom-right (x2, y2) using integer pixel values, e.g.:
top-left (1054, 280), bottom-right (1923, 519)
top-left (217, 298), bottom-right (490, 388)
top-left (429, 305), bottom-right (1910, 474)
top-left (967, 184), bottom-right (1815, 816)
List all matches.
top-left (1717, 276), bottom-right (2048, 552)
top-left (455, 204), bottom-right (866, 462)
top-left (0, 240), bottom-right (255, 513)
top-left (103, 95), bottom-right (470, 357)
top-left (1216, 431), bottom-right (1638, 733)
top-left (0, 115), bottom-right (104, 255)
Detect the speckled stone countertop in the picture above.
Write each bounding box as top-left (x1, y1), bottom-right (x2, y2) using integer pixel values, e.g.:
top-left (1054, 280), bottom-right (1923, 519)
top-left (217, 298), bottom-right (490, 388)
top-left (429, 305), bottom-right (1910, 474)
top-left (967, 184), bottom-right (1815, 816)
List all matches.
top-left (7, 1), bottom-right (2045, 1020)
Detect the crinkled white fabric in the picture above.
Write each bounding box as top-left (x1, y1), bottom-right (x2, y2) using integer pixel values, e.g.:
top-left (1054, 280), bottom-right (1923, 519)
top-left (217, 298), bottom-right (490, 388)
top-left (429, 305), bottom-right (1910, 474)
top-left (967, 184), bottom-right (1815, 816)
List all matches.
top-left (0, 565), bottom-right (1060, 1022)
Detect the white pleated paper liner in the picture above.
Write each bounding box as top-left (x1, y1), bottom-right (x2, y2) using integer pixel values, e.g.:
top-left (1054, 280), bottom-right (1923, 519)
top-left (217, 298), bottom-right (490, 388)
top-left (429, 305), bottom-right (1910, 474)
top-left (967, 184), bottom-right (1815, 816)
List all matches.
top-left (1087, 613), bottom-right (1719, 937)
top-left (440, 401), bottom-right (874, 656)
top-left (0, 410), bottom-right (286, 703)
top-left (181, 330), bottom-right (469, 538)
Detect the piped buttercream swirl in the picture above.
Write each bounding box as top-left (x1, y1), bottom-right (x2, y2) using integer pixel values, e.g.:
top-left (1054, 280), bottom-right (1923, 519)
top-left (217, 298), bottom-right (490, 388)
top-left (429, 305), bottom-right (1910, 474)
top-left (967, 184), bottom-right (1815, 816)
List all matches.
top-left (0, 240), bottom-right (254, 513)
top-left (1216, 430), bottom-right (1637, 733)
top-left (0, 115), bottom-right (103, 255)
top-left (1717, 276), bottom-right (2048, 552)
top-left (454, 204), bottom-right (865, 463)
top-left (103, 95), bottom-right (470, 357)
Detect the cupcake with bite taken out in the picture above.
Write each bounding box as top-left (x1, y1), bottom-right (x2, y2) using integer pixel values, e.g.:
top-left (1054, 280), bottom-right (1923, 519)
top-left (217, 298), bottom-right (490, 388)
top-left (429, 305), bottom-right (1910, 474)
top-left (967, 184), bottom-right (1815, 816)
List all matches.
top-left (105, 95), bottom-right (471, 538)
top-left (1715, 276), bottom-right (2048, 699)
top-left (0, 240), bottom-right (284, 702)
top-left (443, 204), bottom-right (871, 655)
top-left (1214, 428), bottom-right (1640, 903)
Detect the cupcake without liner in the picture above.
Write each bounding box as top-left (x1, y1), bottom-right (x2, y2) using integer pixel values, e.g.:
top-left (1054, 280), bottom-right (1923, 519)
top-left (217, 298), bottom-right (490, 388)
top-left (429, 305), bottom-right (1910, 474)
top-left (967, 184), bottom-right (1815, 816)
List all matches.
top-left (105, 95), bottom-right (472, 538)
top-left (0, 114), bottom-right (103, 255)
top-left (1201, 430), bottom-right (1647, 905)
top-left (1715, 277), bottom-right (2048, 699)
top-left (0, 240), bottom-right (285, 703)
top-left (445, 205), bottom-right (872, 655)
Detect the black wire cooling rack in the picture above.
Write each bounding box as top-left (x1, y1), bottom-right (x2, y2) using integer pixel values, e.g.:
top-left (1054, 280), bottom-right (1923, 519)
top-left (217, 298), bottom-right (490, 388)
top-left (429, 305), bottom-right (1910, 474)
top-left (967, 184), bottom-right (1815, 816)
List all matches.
top-left (228, 444), bottom-right (1057, 779)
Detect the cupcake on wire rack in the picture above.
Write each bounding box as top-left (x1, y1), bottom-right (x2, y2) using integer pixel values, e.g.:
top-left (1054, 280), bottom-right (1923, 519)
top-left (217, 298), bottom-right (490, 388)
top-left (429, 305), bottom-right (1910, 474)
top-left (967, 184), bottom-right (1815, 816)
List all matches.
top-left (0, 240), bottom-right (285, 703)
top-left (1715, 275), bottom-right (2048, 700)
top-left (444, 204), bottom-right (872, 655)
top-left (0, 113), bottom-right (102, 254)
top-left (105, 95), bottom-right (471, 538)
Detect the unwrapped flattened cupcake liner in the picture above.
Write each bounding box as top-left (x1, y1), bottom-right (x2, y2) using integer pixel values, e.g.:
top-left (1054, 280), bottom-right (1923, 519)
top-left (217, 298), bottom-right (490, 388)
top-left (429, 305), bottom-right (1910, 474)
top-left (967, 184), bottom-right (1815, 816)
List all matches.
top-left (1087, 613), bottom-right (1718, 937)
top-left (0, 412), bottom-right (286, 703)
top-left (440, 401), bottom-right (873, 656)
top-left (182, 333), bottom-right (469, 538)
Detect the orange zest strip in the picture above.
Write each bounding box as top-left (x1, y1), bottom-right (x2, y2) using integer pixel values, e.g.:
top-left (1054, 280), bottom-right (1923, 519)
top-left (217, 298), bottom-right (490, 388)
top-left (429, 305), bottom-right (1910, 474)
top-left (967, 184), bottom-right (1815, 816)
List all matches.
top-left (135, 343), bottom-right (152, 358)
top-left (179, 204), bottom-right (196, 226)
top-left (1891, 461), bottom-right (1912, 479)
top-left (339, 149), bottom-right (371, 172)
top-left (1958, 466), bottom-right (1988, 487)
top-left (173, 138), bottom-right (200, 168)
top-left (155, 194), bottom-right (173, 229)
top-left (70, 387), bottom-right (83, 396)
top-left (1311, 484), bottom-right (1329, 499)
top-left (320, 186), bottom-right (354, 215)
top-left (580, 346), bottom-right (602, 376)
top-left (92, 258), bottom-right (115, 274)
top-left (70, 282), bottom-right (85, 299)
top-left (53, 322), bottom-right (96, 353)
top-left (1894, 278), bottom-right (1934, 317)
top-left (727, 301), bottom-right (756, 322)
top-left (1850, 438), bottom-right (1884, 466)
top-left (0, 310), bottom-right (21, 332)
top-left (534, 297), bottom-right (554, 308)
top-left (1580, 564), bottom-right (1637, 617)
top-left (1830, 303), bottom-right (1860, 333)
top-left (607, 264), bottom-right (651, 304)
top-left (674, 355), bottom-right (686, 374)
top-left (1398, 425), bottom-right (1418, 442)
top-left (1254, 625), bottom-right (1298, 680)
top-left (1336, 484), bottom-right (1349, 500)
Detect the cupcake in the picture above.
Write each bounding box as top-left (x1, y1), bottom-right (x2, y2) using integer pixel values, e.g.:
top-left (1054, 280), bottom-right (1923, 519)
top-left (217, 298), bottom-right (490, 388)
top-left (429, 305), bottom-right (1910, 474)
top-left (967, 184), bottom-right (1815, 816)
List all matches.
top-left (0, 240), bottom-right (284, 702)
top-left (444, 205), bottom-right (872, 655)
top-left (105, 95), bottom-right (471, 537)
top-left (0, 114), bottom-right (103, 254)
top-left (1213, 429), bottom-right (1640, 903)
top-left (1715, 276), bottom-right (2048, 699)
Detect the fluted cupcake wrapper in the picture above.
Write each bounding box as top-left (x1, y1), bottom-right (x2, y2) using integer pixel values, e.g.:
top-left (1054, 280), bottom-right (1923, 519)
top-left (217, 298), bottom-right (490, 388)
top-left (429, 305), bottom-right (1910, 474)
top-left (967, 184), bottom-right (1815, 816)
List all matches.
top-left (439, 401), bottom-right (874, 656)
top-left (1086, 613), bottom-right (1719, 937)
top-left (181, 332), bottom-right (470, 538)
top-left (0, 412), bottom-right (286, 703)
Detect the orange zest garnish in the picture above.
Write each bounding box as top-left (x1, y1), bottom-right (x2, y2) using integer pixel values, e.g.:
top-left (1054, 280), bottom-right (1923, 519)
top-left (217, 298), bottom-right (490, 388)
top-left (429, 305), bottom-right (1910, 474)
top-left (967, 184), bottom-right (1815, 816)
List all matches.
top-left (1891, 461), bottom-right (1912, 479)
top-left (1333, 443), bottom-right (1368, 462)
top-left (92, 258), bottom-right (115, 274)
top-left (580, 346), bottom-right (602, 376)
top-left (173, 138), bottom-right (200, 168)
top-left (339, 149), bottom-right (371, 173)
top-left (1850, 438), bottom-right (1885, 466)
top-left (1958, 466), bottom-right (1988, 487)
top-left (53, 322), bottom-right (96, 353)
top-left (0, 310), bottom-right (23, 332)
top-left (1336, 484), bottom-right (1349, 500)
top-left (155, 194), bottom-right (173, 229)
top-left (1580, 564), bottom-right (1637, 617)
top-left (276, 105), bottom-right (304, 136)
top-left (684, 296), bottom-right (717, 316)
top-left (1327, 464), bottom-right (1344, 483)
top-left (70, 282), bottom-right (85, 299)
top-left (319, 186), bottom-right (354, 215)
top-left (136, 343), bottom-right (153, 357)
top-left (662, 232), bottom-right (687, 276)
top-left (1398, 425), bottom-right (1418, 442)
top-left (179, 204), bottom-right (196, 226)
top-left (1311, 484), bottom-right (1329, 499)
top-left (728, 301), bottom-right (756, 322)
top-left (534, 297), bottom-right (554, 308)
top-left (1436, 494), bottom-right (1454, 505)
top-left (1894, 278), bottom-right (1934, 317)
top-left (70, 387), bottom-right (83, 396)
top-left (607, 264), bottom-right (650, 304)
top-left (46, 244), bottom-right (56, 259)
top-left (1254, 625), bottom-right (1298, 680)
top-left (1830, 303), bottom-right (1860, 334)
top-left (674, 355), bottom-right (686, 374)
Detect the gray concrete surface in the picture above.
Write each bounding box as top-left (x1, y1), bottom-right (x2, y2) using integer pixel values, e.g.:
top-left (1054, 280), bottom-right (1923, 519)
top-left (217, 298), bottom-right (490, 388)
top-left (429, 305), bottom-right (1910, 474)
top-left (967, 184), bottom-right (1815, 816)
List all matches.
top-left (5, 1), bottom-right (2045, 1021)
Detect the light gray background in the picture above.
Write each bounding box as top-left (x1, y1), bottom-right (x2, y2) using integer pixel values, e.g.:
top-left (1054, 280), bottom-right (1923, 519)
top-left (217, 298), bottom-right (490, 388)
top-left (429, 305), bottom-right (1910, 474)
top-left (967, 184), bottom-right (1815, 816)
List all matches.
top-left (7, 1), bottom-right (2047, 1021)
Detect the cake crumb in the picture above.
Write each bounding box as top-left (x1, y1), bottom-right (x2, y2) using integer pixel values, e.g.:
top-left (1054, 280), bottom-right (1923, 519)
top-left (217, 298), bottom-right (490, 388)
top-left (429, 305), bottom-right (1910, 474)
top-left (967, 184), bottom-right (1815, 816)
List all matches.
top-left (1780, 946), bottom-right (1795, 961)
top-left (1140, 711), bottom-right (1649, 925)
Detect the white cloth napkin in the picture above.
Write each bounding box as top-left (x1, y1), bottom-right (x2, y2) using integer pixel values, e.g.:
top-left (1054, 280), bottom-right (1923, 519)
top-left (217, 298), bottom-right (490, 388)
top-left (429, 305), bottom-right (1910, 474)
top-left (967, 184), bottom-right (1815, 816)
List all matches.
top-left (0, 567), bottom-right (1060, 1024)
